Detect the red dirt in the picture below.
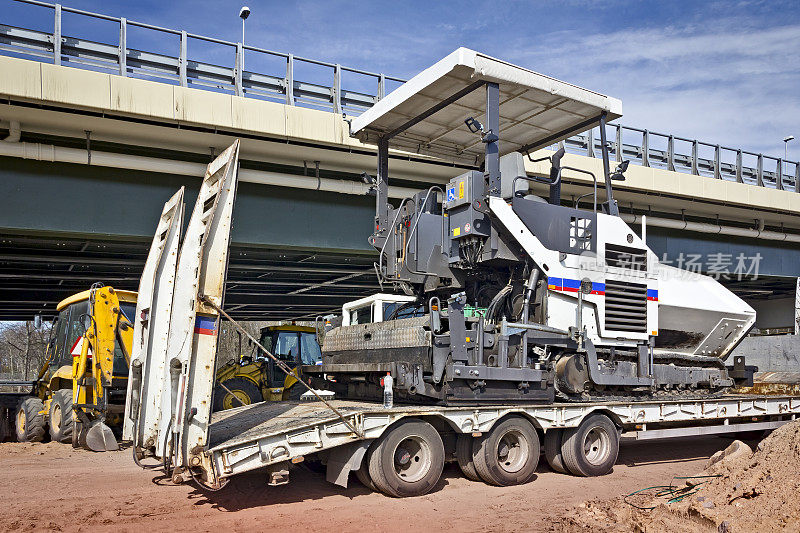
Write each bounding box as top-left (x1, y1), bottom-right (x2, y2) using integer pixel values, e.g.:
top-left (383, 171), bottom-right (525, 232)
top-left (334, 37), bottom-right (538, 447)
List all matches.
top-left (0, 435), bottom-right (760, 532)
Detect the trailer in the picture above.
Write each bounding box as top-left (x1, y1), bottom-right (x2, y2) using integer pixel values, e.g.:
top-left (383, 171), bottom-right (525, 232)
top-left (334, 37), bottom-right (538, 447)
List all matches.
top-left (201, 393), bottom-right (799, 495)
top-left (122, 139), bottom-right (800, 498)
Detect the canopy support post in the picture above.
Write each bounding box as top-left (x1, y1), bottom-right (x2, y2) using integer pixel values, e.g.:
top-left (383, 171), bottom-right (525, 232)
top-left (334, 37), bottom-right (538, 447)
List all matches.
top-left (374, 137), bottom-right (390, 242)
top-left (485, 82), bottom-right (501, 196)
top-left (598, 112), bottom-right (619, 216)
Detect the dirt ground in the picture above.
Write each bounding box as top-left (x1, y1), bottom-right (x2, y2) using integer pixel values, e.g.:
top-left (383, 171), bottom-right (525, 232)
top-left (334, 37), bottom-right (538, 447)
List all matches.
top-left (563, 420), bottom-right (800, 532)
top-left (0, 434), bottom-right (761, 533)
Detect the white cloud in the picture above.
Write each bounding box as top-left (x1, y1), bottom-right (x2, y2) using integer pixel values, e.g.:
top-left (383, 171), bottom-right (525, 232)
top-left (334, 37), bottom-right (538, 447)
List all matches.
top-left (502, 19), bottom-right (800, 157)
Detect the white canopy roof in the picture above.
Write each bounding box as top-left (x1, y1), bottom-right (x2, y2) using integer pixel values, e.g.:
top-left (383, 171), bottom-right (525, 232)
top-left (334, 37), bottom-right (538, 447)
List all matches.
top-left (350, 48), bottom-right (622, 163)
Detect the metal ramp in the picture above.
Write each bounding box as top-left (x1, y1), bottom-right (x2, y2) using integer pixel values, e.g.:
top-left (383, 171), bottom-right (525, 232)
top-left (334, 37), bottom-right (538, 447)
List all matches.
top-left (124, 140), bottom-right (241, 470)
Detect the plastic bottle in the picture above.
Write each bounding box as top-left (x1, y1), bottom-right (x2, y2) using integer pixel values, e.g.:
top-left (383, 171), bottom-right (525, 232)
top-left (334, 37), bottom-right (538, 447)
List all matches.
top-left (382, 372), bottom-right (393, 408)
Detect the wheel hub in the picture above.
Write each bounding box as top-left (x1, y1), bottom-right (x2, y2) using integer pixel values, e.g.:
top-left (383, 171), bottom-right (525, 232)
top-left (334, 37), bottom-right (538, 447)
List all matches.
top-left (392, 436), bottom-right (431, 482)
top-left (496, 430), bottom-right (528, 473)
top-left (223, 390), bottom-right (251, 410)
top-left (583, 427), bottom-right (610, 465)
top-left (395, 447), bottom-right (412, 466)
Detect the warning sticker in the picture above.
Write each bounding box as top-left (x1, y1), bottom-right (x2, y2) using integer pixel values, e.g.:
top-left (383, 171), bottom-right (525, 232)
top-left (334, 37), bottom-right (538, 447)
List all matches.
top-left (464, 222), bottom-right (471, 233)
top-left (458, 181), bottom-right (464, 199)
top-left (453, 227), bottom-right (461, 237)
top-left (70, 336), bottom-right (93, 357)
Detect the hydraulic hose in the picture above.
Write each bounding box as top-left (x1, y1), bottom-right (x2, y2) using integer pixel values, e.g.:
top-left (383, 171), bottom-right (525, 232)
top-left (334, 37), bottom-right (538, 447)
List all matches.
top-left (487, 284), bottom-right (513, 320)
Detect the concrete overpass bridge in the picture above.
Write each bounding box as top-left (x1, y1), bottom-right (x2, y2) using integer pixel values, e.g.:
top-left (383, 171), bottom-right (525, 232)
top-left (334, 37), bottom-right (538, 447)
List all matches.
top-left (1, 0), bottom-right (800, 329)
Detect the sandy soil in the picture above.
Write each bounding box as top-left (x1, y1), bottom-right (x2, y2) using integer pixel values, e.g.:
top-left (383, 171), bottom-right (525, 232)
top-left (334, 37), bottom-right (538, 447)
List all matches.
top-left (564, 420), bottom-right (800, 532)
top-left (0, 434), bottom-right (751, 533)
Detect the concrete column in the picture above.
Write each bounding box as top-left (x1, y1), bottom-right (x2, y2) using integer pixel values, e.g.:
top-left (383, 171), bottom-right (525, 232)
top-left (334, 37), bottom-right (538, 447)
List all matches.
top-left (795, 277), bottom-right (800, 335)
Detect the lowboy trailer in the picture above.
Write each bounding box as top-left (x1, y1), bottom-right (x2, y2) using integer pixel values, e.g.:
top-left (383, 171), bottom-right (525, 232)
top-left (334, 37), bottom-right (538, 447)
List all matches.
top-left (203, 394), bottom-right (799, 495)
top-left (122, 139), bottom-right (800, 498)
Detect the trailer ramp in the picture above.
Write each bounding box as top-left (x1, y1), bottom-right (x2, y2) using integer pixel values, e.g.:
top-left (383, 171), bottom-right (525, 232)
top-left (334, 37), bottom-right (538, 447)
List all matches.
top-left (125, 141), bottom-right (241, 472)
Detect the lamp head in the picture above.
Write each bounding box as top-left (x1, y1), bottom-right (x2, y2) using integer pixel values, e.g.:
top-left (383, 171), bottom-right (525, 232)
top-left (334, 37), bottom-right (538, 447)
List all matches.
top-left (239, 6), bottom-right (251, 20)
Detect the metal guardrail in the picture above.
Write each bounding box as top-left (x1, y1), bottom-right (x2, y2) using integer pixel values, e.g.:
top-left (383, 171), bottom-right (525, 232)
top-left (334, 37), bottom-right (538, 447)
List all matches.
top-left (0, 0), bottom-right (798, 192)
top-left (568, 126), bottom-right (800, 192)
top-left (0, 0), bottom-right (404, 116)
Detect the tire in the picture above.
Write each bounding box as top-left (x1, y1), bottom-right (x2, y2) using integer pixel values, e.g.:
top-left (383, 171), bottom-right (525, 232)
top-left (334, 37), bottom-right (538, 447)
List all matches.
top-left (472, 416), bottom-right (540, 486)
top-left (367, 419), bottom-right (444, 497)
top-left (48, 389), bottom-right (74, 443)
top-left (285, 381), bottom-right (305, 401)
top-left (544, 429), bottom-right (567, 474)
top-left (15, 396), bottom-right (45, 443)
top-left (561, 414), bottom-right (619, 477)
top-left (456, 434), bottom-right (481, 481)
top-left (355, 448), bottom-right (378, 492)
top-left (213, 378), bottom-right (263, 411)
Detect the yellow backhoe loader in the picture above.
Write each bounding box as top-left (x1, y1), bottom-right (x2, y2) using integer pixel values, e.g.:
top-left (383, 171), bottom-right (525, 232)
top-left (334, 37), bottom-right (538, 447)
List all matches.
top-left (213, 324), bottom-right (322, 410)
top-left (14, 285), bottom-right (136, 451)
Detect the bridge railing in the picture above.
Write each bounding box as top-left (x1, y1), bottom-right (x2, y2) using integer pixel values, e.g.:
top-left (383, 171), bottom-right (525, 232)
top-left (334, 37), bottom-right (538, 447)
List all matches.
top-left (569, 126), bottom-right (800, 191)
top-left (1, 0), bottom-right (798, 192)
top-left (0, 0), bottom-right (405, 116)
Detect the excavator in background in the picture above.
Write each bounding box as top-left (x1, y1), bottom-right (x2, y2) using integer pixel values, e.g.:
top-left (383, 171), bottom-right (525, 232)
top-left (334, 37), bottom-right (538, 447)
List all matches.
top-left (13, 285), bottom-right (136, 451)
top-left (213, 324), bottom-right (322, 410)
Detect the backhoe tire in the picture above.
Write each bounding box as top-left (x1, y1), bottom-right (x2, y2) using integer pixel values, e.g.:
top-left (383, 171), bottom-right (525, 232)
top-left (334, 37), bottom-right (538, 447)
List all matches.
top-left (544, 429), bottom-right (567, 474)
top-left (367, 419), bottom-right (444, 497)
top-left (561, 414), bottom-right (619, 477)
top-left (15, 396), bottom-right (45, 443)
top-left (213, 378), bottom-right (262, 411)
top-left (285, 381), bottom-right (305, 401)
top-left (48, 389), bottom-right (74, 443)
top-left (472, 416), bottom-right (539, 486)
top-left (455, 434), bottom-right (481, 482)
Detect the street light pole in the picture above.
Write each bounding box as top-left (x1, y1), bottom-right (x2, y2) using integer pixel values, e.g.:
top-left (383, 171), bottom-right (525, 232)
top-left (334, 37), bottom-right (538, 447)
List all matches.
top-left (239, 6), bottom-right (250, 74)
top-left (784, 135), bottom-right (795, 161)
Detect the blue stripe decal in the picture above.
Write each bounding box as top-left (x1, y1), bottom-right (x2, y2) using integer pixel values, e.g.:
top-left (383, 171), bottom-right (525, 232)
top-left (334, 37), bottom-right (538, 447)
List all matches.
top-left (547, 277), bottom-right (609, 295)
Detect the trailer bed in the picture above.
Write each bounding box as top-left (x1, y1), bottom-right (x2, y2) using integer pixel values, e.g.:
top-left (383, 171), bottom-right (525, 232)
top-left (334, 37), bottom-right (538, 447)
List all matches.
top-left (208, 400), bottom-right (387, 450)
top-left (206, 394), bottom-right (800, 482)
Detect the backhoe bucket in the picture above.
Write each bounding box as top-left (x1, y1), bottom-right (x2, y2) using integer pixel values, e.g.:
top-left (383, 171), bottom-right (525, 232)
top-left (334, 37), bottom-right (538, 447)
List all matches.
top-left (85, 420), bottom-right (119, 452)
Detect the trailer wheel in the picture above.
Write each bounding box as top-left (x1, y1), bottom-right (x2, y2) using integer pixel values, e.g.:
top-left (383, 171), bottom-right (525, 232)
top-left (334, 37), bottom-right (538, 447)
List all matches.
top-left (15, 397), bottom-right (45, 443)
top-left (355, 449), bottom-right (378, 492)
top-left (544, 429), bottom-right (567, 474)
top-left (367, 419), bottom-right (444, 497)
top-left (561, 414), bottom-right (619, 477)
top-left (48, 389), bottom-right (74, 443)
top-left (455, 434), bottom-right (481, 481)
top-left (213, 378), bottom-right (262, 411)
top-left (473, 416), bottom-right (539, 486)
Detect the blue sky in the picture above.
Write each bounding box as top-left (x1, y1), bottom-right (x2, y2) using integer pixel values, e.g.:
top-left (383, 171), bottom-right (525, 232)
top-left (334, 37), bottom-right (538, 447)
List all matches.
top-left (3, 0), bottom-right (799, 159)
